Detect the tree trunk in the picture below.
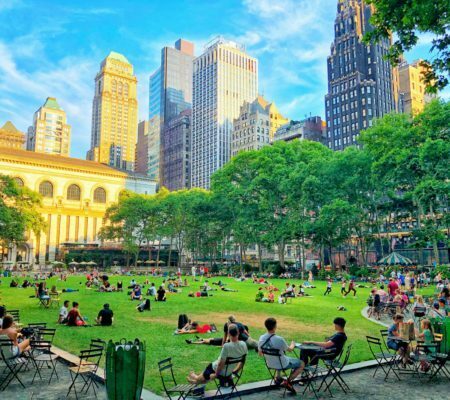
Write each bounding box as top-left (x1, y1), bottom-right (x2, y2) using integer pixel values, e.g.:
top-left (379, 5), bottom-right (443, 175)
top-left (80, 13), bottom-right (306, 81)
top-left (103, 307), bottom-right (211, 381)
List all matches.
top-left (168, 237), bottom-right (173, 269)
top-left (429, 202), bottom-right (441, 265)
top-left (257, 242), bottom-right (263, 272)
top-left (301, 236), bottom-right (307, 281)
top-left (156, 236), bottom-right (161, 265)
top-left (278, 240), bottom-right (286, 269)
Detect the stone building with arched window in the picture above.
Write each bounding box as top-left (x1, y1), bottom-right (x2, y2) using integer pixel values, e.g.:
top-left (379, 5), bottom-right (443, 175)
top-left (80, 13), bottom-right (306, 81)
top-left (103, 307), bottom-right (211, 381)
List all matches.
top-left (0, 147), bottom-right (157, 265)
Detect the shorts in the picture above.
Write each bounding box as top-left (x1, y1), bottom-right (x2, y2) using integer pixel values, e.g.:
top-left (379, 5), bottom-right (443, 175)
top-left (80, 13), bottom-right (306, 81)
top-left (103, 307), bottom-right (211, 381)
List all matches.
top-left (285, 357), bottom-right (302, 369)
top-left (202, 363), bottom-right (216, 381)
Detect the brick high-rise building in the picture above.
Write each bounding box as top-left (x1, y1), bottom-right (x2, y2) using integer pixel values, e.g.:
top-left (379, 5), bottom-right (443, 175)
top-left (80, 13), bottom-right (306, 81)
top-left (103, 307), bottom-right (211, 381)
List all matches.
top-left (87, 52), bottom-right (138, 171)
top-left (325, 0), bottom-right (398, 150)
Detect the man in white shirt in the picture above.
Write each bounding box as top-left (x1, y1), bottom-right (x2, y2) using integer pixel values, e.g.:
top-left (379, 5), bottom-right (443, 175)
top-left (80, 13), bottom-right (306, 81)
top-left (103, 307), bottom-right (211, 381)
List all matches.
top-left (191, 266), bottom-right (196, 281)
top-left (258, 318), bottom-right (304, 394)
top-left (187, 324), bottom-right (247, 384)
top-left (58, 300), bottom-right (69, 324)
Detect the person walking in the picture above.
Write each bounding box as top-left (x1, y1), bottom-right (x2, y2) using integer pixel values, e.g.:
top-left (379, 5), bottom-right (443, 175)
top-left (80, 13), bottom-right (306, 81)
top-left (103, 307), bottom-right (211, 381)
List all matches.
top-left (324, 278), bottom-right (332, 296)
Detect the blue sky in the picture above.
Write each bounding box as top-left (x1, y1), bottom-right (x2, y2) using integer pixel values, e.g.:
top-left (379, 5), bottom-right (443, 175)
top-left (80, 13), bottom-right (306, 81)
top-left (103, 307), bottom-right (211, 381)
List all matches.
top-left (0, 0), bottom-right (446, 158)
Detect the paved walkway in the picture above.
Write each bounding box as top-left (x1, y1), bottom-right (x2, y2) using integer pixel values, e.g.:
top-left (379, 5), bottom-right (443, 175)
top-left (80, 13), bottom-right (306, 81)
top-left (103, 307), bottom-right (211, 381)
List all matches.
top-left (2, 359), bottom-right (107, 399)
top-left (241, 366), bottom-right (450, 400)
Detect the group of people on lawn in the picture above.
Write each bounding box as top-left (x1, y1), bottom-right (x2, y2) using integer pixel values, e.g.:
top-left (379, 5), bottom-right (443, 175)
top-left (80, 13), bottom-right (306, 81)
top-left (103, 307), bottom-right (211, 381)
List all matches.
top-left (187, 315), bottom-right (347, 394)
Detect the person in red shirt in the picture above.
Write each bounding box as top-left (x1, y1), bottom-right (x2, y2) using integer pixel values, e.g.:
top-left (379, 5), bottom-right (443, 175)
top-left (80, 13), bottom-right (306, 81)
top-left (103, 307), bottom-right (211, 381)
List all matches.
top-left (387, 278), bottom-right (399, 300)
top-left (344, 279), bottom-right (357, 296)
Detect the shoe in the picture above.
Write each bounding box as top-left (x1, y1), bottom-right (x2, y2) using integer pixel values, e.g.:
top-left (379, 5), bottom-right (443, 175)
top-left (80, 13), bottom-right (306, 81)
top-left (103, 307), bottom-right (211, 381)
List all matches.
top-left (281, 380), bottom-right (296, 394)
top-left (274, 377), bottom-right (284, 386)
top-left (185, 339), bottom-right (192, 344)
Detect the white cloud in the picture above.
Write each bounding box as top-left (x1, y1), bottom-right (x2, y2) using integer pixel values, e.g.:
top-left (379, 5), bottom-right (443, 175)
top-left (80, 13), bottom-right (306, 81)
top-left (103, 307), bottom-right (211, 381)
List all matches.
top-left (0, 40), bottom-right (97, 158)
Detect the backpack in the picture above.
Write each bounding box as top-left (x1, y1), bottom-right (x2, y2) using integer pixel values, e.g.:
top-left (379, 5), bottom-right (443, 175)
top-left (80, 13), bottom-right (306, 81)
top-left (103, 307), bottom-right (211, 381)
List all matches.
top-left (178, 314), bottom-right (189, 329)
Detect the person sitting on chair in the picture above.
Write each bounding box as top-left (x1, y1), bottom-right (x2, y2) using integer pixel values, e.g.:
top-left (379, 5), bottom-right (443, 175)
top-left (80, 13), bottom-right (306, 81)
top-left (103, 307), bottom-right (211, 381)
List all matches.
top-left (96, 303), bottom-right (114, 326)
top-left (258, 317), bottom-right (304, 394)
top-left (387, 313), bottom-right (412, 367)
top-left (0, 314), bottom-right (31, 357)
top-left (300, 317), bottom-right (347, 366)
top-left (131, 285), bottom-right (143, 301)
top-left (187, 324), bottom-right (247, 384)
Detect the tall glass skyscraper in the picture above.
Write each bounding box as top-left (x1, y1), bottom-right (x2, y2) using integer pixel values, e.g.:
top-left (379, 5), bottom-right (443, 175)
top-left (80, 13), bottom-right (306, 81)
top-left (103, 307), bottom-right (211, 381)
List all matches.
top-left (191, 37), bottom-right (258, 189)
top-left (146, 39), bottom-right (194, 187)
top-left (325, 0), bottom-right (398, 150)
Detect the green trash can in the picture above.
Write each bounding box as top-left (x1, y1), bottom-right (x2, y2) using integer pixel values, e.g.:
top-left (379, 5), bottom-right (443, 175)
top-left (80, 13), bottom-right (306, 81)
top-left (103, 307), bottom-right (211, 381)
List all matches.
top-left (106, 338), bottom-right (146, 400)
top-left (430, 317), bottom-right (450, 354)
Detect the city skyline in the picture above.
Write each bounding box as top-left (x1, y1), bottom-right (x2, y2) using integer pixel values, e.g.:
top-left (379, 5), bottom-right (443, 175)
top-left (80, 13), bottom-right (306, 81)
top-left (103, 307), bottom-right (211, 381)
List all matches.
top-left (0, 0), bottom-right (446, 159)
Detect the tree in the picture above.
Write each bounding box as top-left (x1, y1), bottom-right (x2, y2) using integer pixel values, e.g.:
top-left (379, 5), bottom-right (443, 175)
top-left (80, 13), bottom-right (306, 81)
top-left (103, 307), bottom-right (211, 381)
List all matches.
top-left (365, 0), bottom-right (450, 92)
top-left (0, 175), bottom-right (46, 258)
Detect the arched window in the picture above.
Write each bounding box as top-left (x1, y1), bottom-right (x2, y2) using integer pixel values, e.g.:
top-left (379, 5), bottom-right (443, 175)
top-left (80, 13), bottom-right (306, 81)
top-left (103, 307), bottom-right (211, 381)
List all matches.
top-left (14, 177), bottom-right (24, 187)
top-left (93, 187), bottom-right (106, 203)
top-left (67, 184), bottom-right (81, 201)
top-left (39, 181), bottom-right (53, 198)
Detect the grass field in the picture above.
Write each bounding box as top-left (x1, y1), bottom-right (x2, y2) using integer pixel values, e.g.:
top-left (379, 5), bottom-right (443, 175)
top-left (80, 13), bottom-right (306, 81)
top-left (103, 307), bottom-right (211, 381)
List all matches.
top-left (0, 275), bottom-right (434, 393)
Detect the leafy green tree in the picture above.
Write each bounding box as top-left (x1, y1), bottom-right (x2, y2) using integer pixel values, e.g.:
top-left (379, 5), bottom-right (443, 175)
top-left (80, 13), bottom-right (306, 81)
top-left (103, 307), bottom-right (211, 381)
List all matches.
top-left (365, 0), bottom-right (450, 92)
top-left (0, 175), bottom-right (46, 258)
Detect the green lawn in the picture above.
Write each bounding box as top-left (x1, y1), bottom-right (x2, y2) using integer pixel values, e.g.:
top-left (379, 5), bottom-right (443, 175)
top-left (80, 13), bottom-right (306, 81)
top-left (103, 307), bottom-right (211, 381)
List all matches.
top-left (0, 275), bottom-right (433, 393)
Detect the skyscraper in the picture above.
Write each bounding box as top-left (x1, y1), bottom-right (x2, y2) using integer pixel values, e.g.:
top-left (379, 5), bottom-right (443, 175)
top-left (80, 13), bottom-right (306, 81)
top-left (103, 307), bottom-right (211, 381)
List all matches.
top-left (27, 97), bottom-right (71, 156)
top-left (147, 116), bottom-right (161, 182)
top-left (231, 95), bottom-right (288, 156)
top-left (135, 120), bottom-right (149, 175)
top-left (325, 0), bottom-right (398, 150)
top-left (192, 37), bottom-right (258, 188)
top-left (161, 109), bottom-right (191, 190)
top-left (148, 39), bottom-right (194, 188)
top-left (87, 51), bottom-right (138, 171)
top-left (398, 60), bottom-right (436, 115)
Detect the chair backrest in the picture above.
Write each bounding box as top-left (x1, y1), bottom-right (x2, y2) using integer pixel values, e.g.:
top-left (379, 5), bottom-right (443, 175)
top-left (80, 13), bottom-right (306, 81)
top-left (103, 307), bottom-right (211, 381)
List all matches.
top-left (223, 354), bottom-right (246, 377)
top-left (261, 347), bottom-right (286, 371)
top-left (366, 336), bottom-right (384, 358)
top-left (90, 338), bottom-right (106, 350)
top-left (37, 328), bottom-right (56, 343)
top-left (78, 348), bottom-right (103, 371)
top-left (339, 344), bottom-right (353, 369)
top-left (379, 329), bottom-right (390, 350)
top-left (28, 322), bottom-right (47, 329)
top-left (0, 338), bottom-right (15, 360)
top-left (158, 357), bottom-right (177, 393)
top-left (7, 309), bottom-right (20, 323)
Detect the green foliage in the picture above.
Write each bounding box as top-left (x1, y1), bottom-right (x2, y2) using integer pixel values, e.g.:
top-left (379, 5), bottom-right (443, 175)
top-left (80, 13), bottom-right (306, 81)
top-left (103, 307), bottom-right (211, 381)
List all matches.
top-left (0, 174), bottom-right (46, 247)
top-left (365, 0), bottom-right (450, 92)
top-left (432, 265), bottom-right (450, 279)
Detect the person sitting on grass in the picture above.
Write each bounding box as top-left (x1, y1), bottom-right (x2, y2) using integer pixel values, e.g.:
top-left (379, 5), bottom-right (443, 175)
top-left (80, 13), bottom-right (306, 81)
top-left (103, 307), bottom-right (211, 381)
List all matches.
top-left (146, 282), bottom-right (157, 297)
top-left (255, 288), bottom-right (265, 302)
top-left (187, 324), bottom-right (247, 384)
top-left (387, 313), bottom-right (412, 367)
top-left (0, 314), bottom-right (31, 358)
top-left (259, 317), bottom-right (304, 394)
top-left (300, 317), bottom-right (347, 366)
top-left (131, 285), bottom-right (143, 301)
top-left (58, 300), bottom-right (70, 324)
top-left (66, 302), bottom-right (86, 326)
top-left (156, 285), bottom-right (166, 302)
top-left (96, 303), bottom-right (114, 326)
top-left (223, 315), bottom-right (258, 350)
top-left (281, 282), bottom-right (295, 299)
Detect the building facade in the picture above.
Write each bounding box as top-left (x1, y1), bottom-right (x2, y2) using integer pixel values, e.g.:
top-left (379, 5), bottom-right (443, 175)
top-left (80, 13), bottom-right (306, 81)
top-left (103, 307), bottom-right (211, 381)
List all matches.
top-left (232, 95), bottom-right (288, 156)
top-left (0, 147), bottom-right (156, 265)
top-left (192, 37), bottom-right (258, 188)
top-left (161, 109), bottom-right (191, 190)
top-left (147, 116), bottom-right (160, 182)
top-left (325, 0), bottom-right (398, 150)
top-left (273, 116), bottom-right (326, 144)
top-left (149, 39), bottom-right (195, 189)
top-left (398, 60), bottom-right (435, 116)
top-left (87, 51), bottom-right (138, 171)
top-left (27, 97), bottom-right (71, 156)
top-left (0, 121), bottom-right (25, 149)
top-left (135, 120), bottom-right (149, 175)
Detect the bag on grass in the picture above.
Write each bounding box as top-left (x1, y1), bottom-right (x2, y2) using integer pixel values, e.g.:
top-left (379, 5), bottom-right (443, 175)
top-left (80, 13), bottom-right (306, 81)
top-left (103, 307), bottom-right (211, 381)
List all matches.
top-left (178, 314), bottom-right (189, 329)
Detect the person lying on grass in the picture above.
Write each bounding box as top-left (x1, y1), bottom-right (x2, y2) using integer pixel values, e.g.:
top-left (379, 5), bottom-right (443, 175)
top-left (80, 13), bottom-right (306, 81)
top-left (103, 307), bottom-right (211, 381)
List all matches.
top-left (187, 324), bottom-right (247, 384)
top-left (176, 321), bottom-right (217, 334)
